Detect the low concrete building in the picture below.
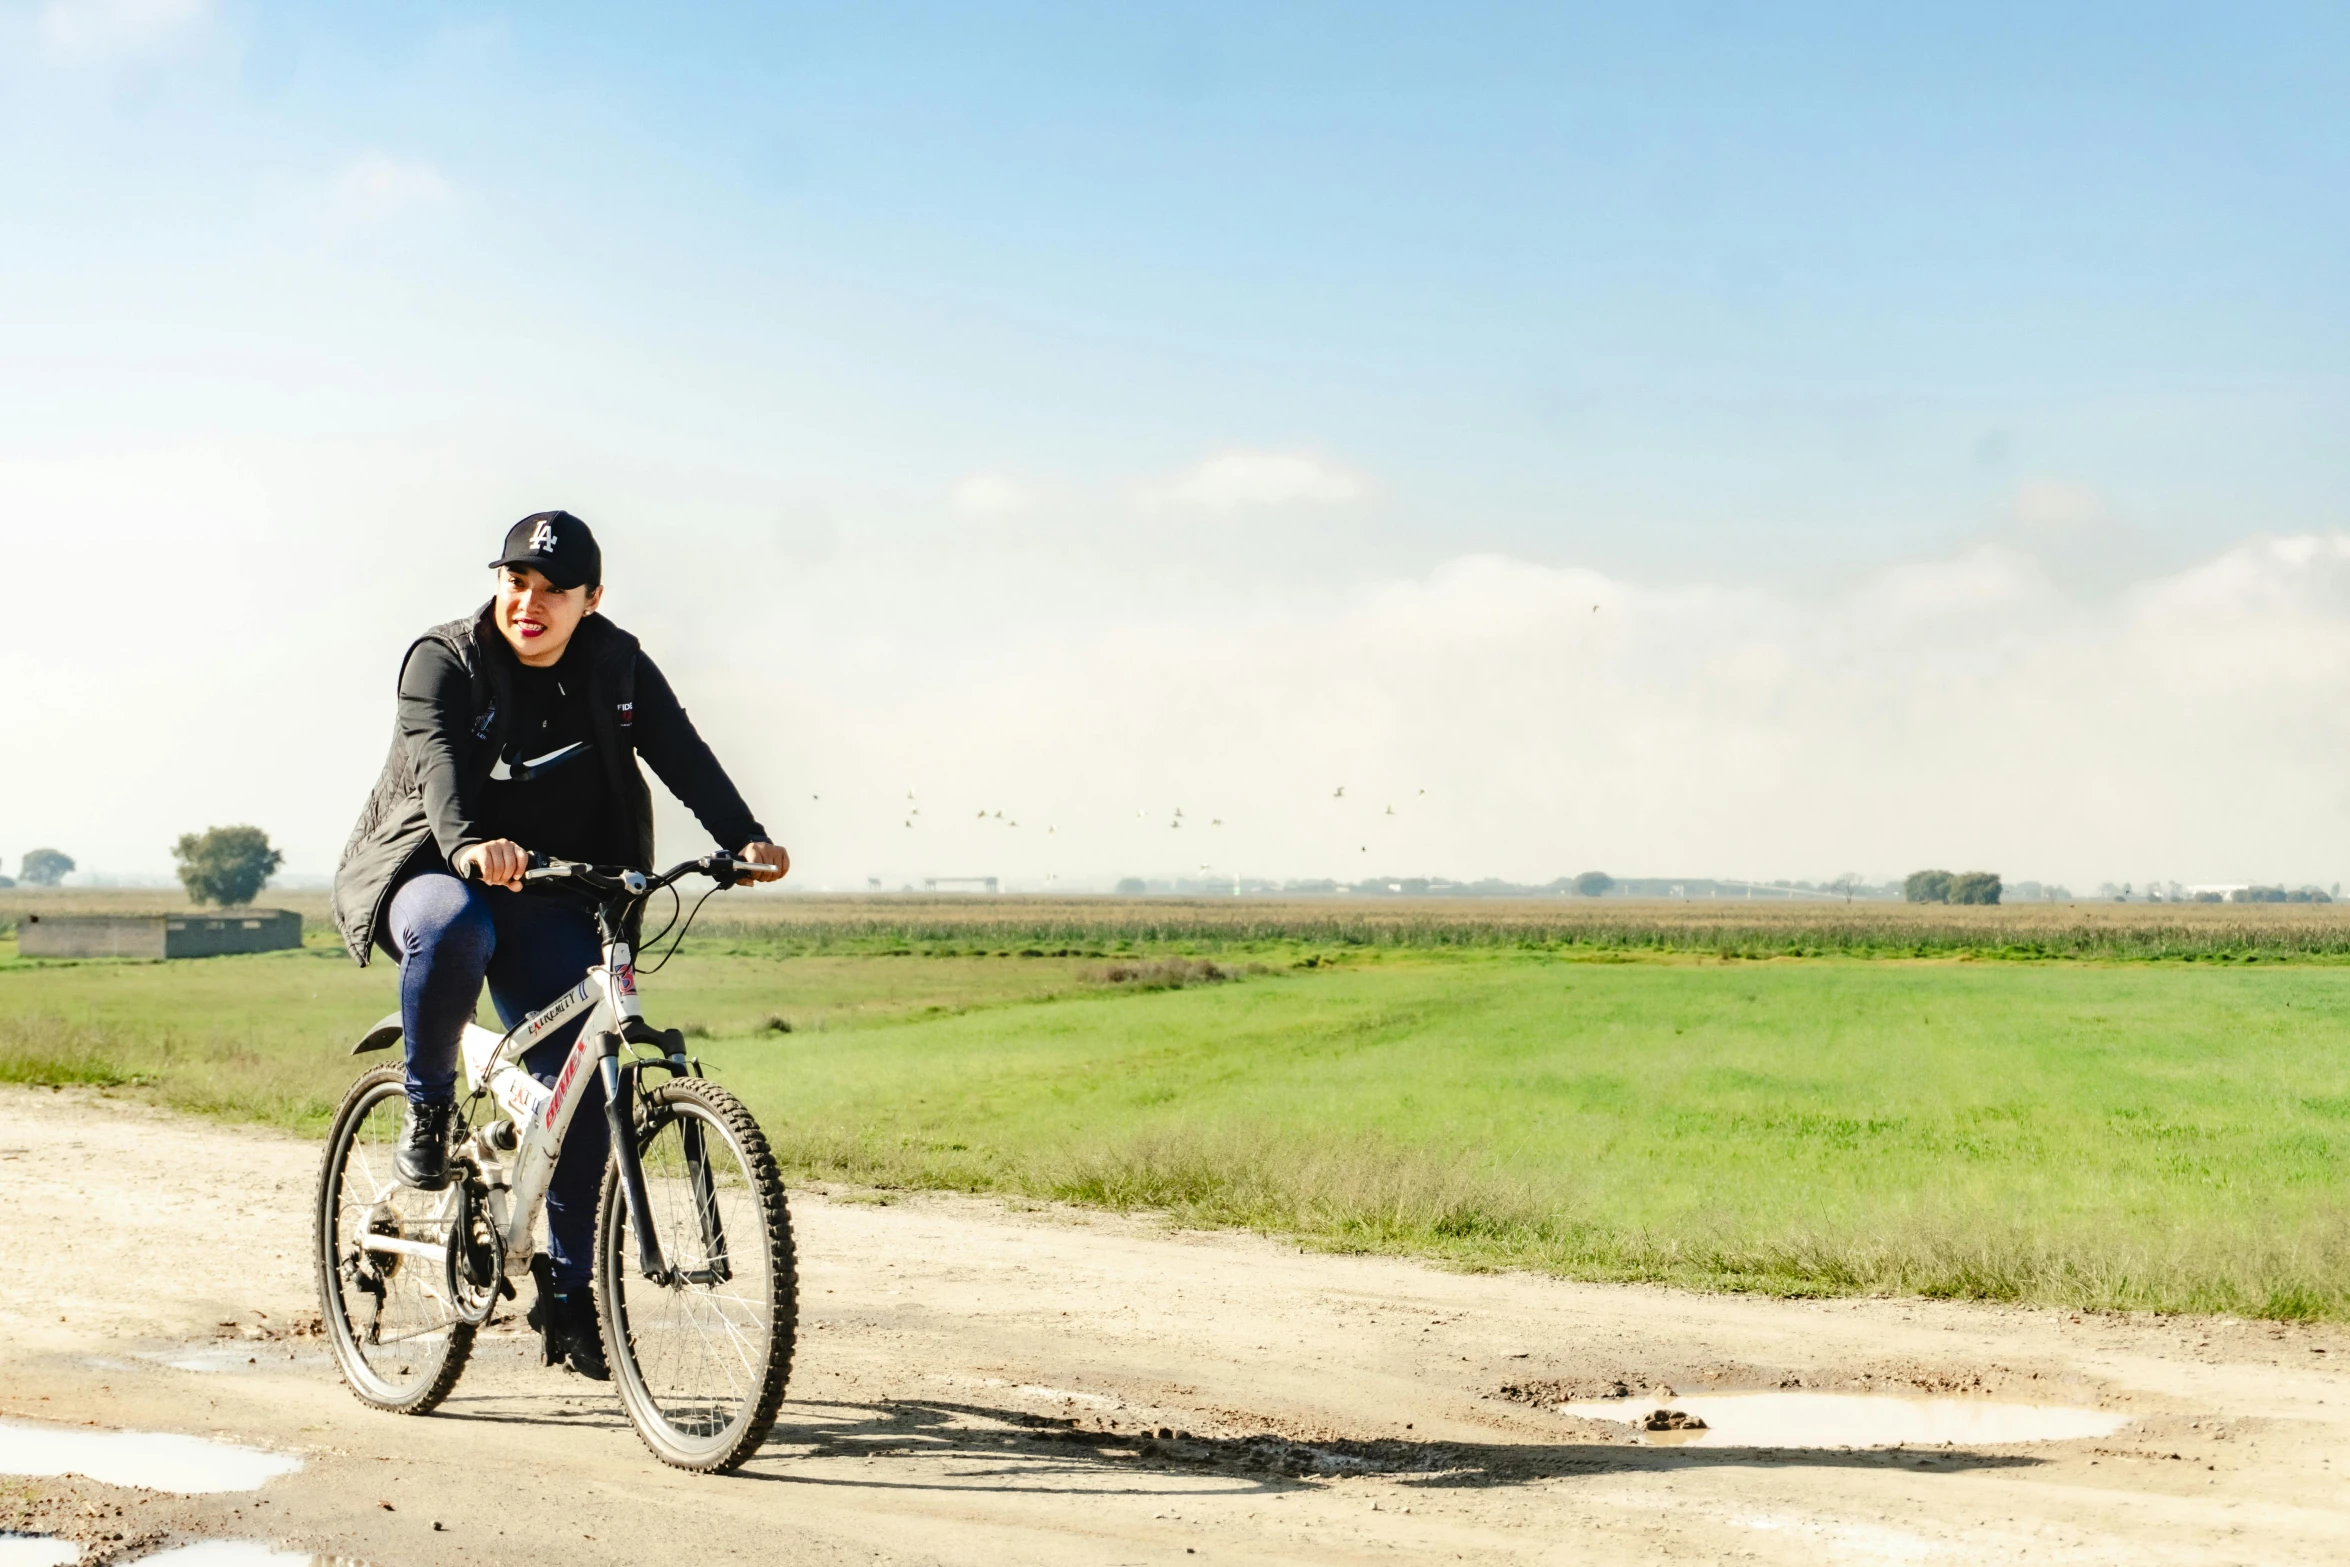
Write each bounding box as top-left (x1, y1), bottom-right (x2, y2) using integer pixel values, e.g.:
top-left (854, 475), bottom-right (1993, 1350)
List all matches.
top-left (18, 909), bottom-right (303, 959)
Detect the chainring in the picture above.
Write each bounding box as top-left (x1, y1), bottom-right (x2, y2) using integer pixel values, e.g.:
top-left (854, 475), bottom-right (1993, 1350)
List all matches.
top-left (446, 1176), bottom-right (507, 1327)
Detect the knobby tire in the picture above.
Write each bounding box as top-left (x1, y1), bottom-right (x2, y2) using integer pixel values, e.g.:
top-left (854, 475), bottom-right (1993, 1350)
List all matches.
top-left (314, 1063), bottom-right (476, 1414)
top-left (595, 1077), bottom-right (796, 1473)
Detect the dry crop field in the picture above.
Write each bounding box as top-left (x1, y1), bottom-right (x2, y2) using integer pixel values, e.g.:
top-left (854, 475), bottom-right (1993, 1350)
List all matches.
top-left (12, 887), bottom-right (2348, 959)
top-left (682, 892), bottom-right (2350, 960)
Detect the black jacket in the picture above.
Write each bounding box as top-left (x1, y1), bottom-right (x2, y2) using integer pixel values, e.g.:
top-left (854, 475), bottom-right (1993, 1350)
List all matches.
top-left (331, 604), bottom-right (767, 965)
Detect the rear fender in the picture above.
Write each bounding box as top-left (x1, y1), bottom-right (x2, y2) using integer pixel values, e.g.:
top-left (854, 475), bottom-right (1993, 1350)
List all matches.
top-left (350, 1012), bottom-right (403, 1056)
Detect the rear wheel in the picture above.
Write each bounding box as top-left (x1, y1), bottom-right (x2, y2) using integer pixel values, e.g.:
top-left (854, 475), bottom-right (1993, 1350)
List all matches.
top-left (596, 1077), bottom-right (796, 1472)
top-left (314, 1064), bottom-right (476, 1413)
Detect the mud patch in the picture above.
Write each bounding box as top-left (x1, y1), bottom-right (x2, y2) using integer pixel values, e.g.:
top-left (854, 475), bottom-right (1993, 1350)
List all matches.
top-left (1641, 1409), bottom-right (1707, 1432)
top-left (1556, 1391), bottom-right (2127, 1449)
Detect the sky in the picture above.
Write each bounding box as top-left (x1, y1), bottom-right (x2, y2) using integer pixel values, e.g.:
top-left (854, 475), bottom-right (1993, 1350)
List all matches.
top-left (4, 0), bottom-right (2347, 891)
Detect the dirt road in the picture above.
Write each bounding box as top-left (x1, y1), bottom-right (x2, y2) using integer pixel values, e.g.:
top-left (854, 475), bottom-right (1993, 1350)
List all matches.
top-left (1, 1086), bottom-right (2343, 1565)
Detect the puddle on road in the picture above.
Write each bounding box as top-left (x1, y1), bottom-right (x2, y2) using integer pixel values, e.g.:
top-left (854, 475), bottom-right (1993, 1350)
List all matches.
top-left (0, 1535), bottom-right (78, 1567)
top-left (1556, 1391), bottom-right (2128, 1449)
top-left (0, 1421), bottom-right (302, 1493)
top-left (133, 1543), bottom-right (355, 1566)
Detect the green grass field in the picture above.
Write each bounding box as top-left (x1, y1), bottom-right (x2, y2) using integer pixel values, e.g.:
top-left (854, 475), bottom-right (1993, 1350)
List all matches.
top-left (3, 902), bottom-right (2344, 1319)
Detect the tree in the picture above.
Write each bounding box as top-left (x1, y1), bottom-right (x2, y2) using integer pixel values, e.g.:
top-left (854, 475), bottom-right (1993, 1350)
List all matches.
top-left (1572, 870), bottom-right (1615, 897)
top-left (172, 825), bottom-right (282, 907)
top-left (1950, 871), bottom-right (2002, 905)
top-left (19, 849), bottom-right (74, 887)
top-left (1114, 877), bottom-right (1148, 895)
top-left (1903, 869), bottom-right (1953, 904)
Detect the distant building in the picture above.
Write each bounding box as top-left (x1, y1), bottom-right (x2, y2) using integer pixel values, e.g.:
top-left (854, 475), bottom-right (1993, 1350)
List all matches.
top-left (18, 910), bottom-right (302, 959)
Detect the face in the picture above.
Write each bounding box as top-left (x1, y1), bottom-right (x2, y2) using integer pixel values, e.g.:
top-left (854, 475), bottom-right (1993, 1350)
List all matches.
top-left (493, 566), bottom-right (603, 666)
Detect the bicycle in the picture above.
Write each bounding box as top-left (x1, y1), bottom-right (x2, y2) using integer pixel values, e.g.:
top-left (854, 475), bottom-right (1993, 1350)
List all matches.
top-left (312, 853), bottom-right (795, 1473)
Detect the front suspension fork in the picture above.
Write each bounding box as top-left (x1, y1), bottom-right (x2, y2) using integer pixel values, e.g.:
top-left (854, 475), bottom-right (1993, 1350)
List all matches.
top-left (598, 1039), bottom-right (669, 1283)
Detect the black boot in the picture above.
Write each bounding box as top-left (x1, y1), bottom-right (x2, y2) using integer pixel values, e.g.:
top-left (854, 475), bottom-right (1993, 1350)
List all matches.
top-left (553, 1291), bottom-right (610, 1381)
top-left (528, 1260), bottom-right (609, 1380)
top-left (395, 1100), bottom-right (455, 1191)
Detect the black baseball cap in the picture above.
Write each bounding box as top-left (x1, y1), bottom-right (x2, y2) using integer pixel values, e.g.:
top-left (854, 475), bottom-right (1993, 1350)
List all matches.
top-left (489, 510), bottom-right (601, 591)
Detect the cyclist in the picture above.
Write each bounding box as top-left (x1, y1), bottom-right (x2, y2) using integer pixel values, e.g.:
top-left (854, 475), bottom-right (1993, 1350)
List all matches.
top-left (331, 511), bottom-right (787, 1378)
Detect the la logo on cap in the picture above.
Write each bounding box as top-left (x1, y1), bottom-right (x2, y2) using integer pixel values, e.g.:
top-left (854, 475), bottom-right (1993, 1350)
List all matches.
top-left (529, 520), bottom-right (557, 553)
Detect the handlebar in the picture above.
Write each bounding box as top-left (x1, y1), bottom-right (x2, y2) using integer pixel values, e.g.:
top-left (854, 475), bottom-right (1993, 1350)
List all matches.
top-left (461, 851), bottom-right (776, 896)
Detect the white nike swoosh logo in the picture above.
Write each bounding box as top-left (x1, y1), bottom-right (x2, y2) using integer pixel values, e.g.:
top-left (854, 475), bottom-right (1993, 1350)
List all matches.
top-left (491, 741), bottom-right (588, 782)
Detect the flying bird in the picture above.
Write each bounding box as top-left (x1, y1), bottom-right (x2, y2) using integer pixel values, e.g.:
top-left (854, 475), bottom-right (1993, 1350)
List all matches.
top-left (1332, 786), bottom-right (1346, 799)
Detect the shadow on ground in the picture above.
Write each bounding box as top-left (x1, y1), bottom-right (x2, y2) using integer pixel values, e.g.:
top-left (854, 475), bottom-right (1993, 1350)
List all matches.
top-left (439, 1386), bottom-right (2047, 1494)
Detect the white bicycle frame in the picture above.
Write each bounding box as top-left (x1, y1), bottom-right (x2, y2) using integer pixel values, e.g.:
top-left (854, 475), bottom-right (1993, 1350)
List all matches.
top-left (352, 935), bottom-right (653, 1279)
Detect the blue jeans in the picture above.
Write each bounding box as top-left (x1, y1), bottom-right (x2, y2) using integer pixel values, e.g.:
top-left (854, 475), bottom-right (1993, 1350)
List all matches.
top-left (380, 870), bottom-right (609, 1289)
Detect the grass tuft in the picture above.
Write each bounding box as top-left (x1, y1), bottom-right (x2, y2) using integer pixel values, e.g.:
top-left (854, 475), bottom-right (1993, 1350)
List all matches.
top-left (0, 1015), bottom-right (138, 1088)
top-left (1086, 957), bottom-right (1240, 990)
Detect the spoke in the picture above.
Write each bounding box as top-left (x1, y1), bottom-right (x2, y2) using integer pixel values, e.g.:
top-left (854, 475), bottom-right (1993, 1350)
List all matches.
top-left (363, 1321), bottom-right (455, 1349)
top-left (606, 1102), bottom-right (784, 1447)
top-left (695, 1298), bottom-right (759, 1386)
top-left (671, 1288), bottom-right (754, 1388)
top-left (349, 1145), bottom-right (385, 1201)
top-left (323, 1086), bottom-right (481, 1404)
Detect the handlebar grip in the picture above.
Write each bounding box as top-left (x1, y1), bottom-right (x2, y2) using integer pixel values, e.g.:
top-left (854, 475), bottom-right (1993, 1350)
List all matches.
top-left (459, 849), bottom-right (551, 881)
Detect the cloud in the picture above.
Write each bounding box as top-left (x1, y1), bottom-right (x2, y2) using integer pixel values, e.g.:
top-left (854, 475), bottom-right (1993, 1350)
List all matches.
top-left (39, 0), bottom-right (204, 56)
top-left (950, 472), bottom-right (1029, 517)
top-left (329, 153), bottom-right (454, 222)
top-left (1138, 448), bottom-right (1368, 510)
top-left (2013, 477), bottom-right (2110, 530)
top-left (8, 426), bottom-right (2343, 894)
top-left (691, 535), bottom-right (2350, 890)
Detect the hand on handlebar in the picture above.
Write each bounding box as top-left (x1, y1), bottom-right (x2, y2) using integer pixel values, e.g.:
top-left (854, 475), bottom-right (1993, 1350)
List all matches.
top-left (736, 841), bottom-right (789, 883)
top-left (454, 839), bottom-right (530, 891)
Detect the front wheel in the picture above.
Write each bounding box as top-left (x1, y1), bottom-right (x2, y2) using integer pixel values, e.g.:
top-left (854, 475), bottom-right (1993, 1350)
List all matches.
top-left (596, 1077), bottom-right (796, 1472)
top-left (314, 1064), bottom-right (476, 1413)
